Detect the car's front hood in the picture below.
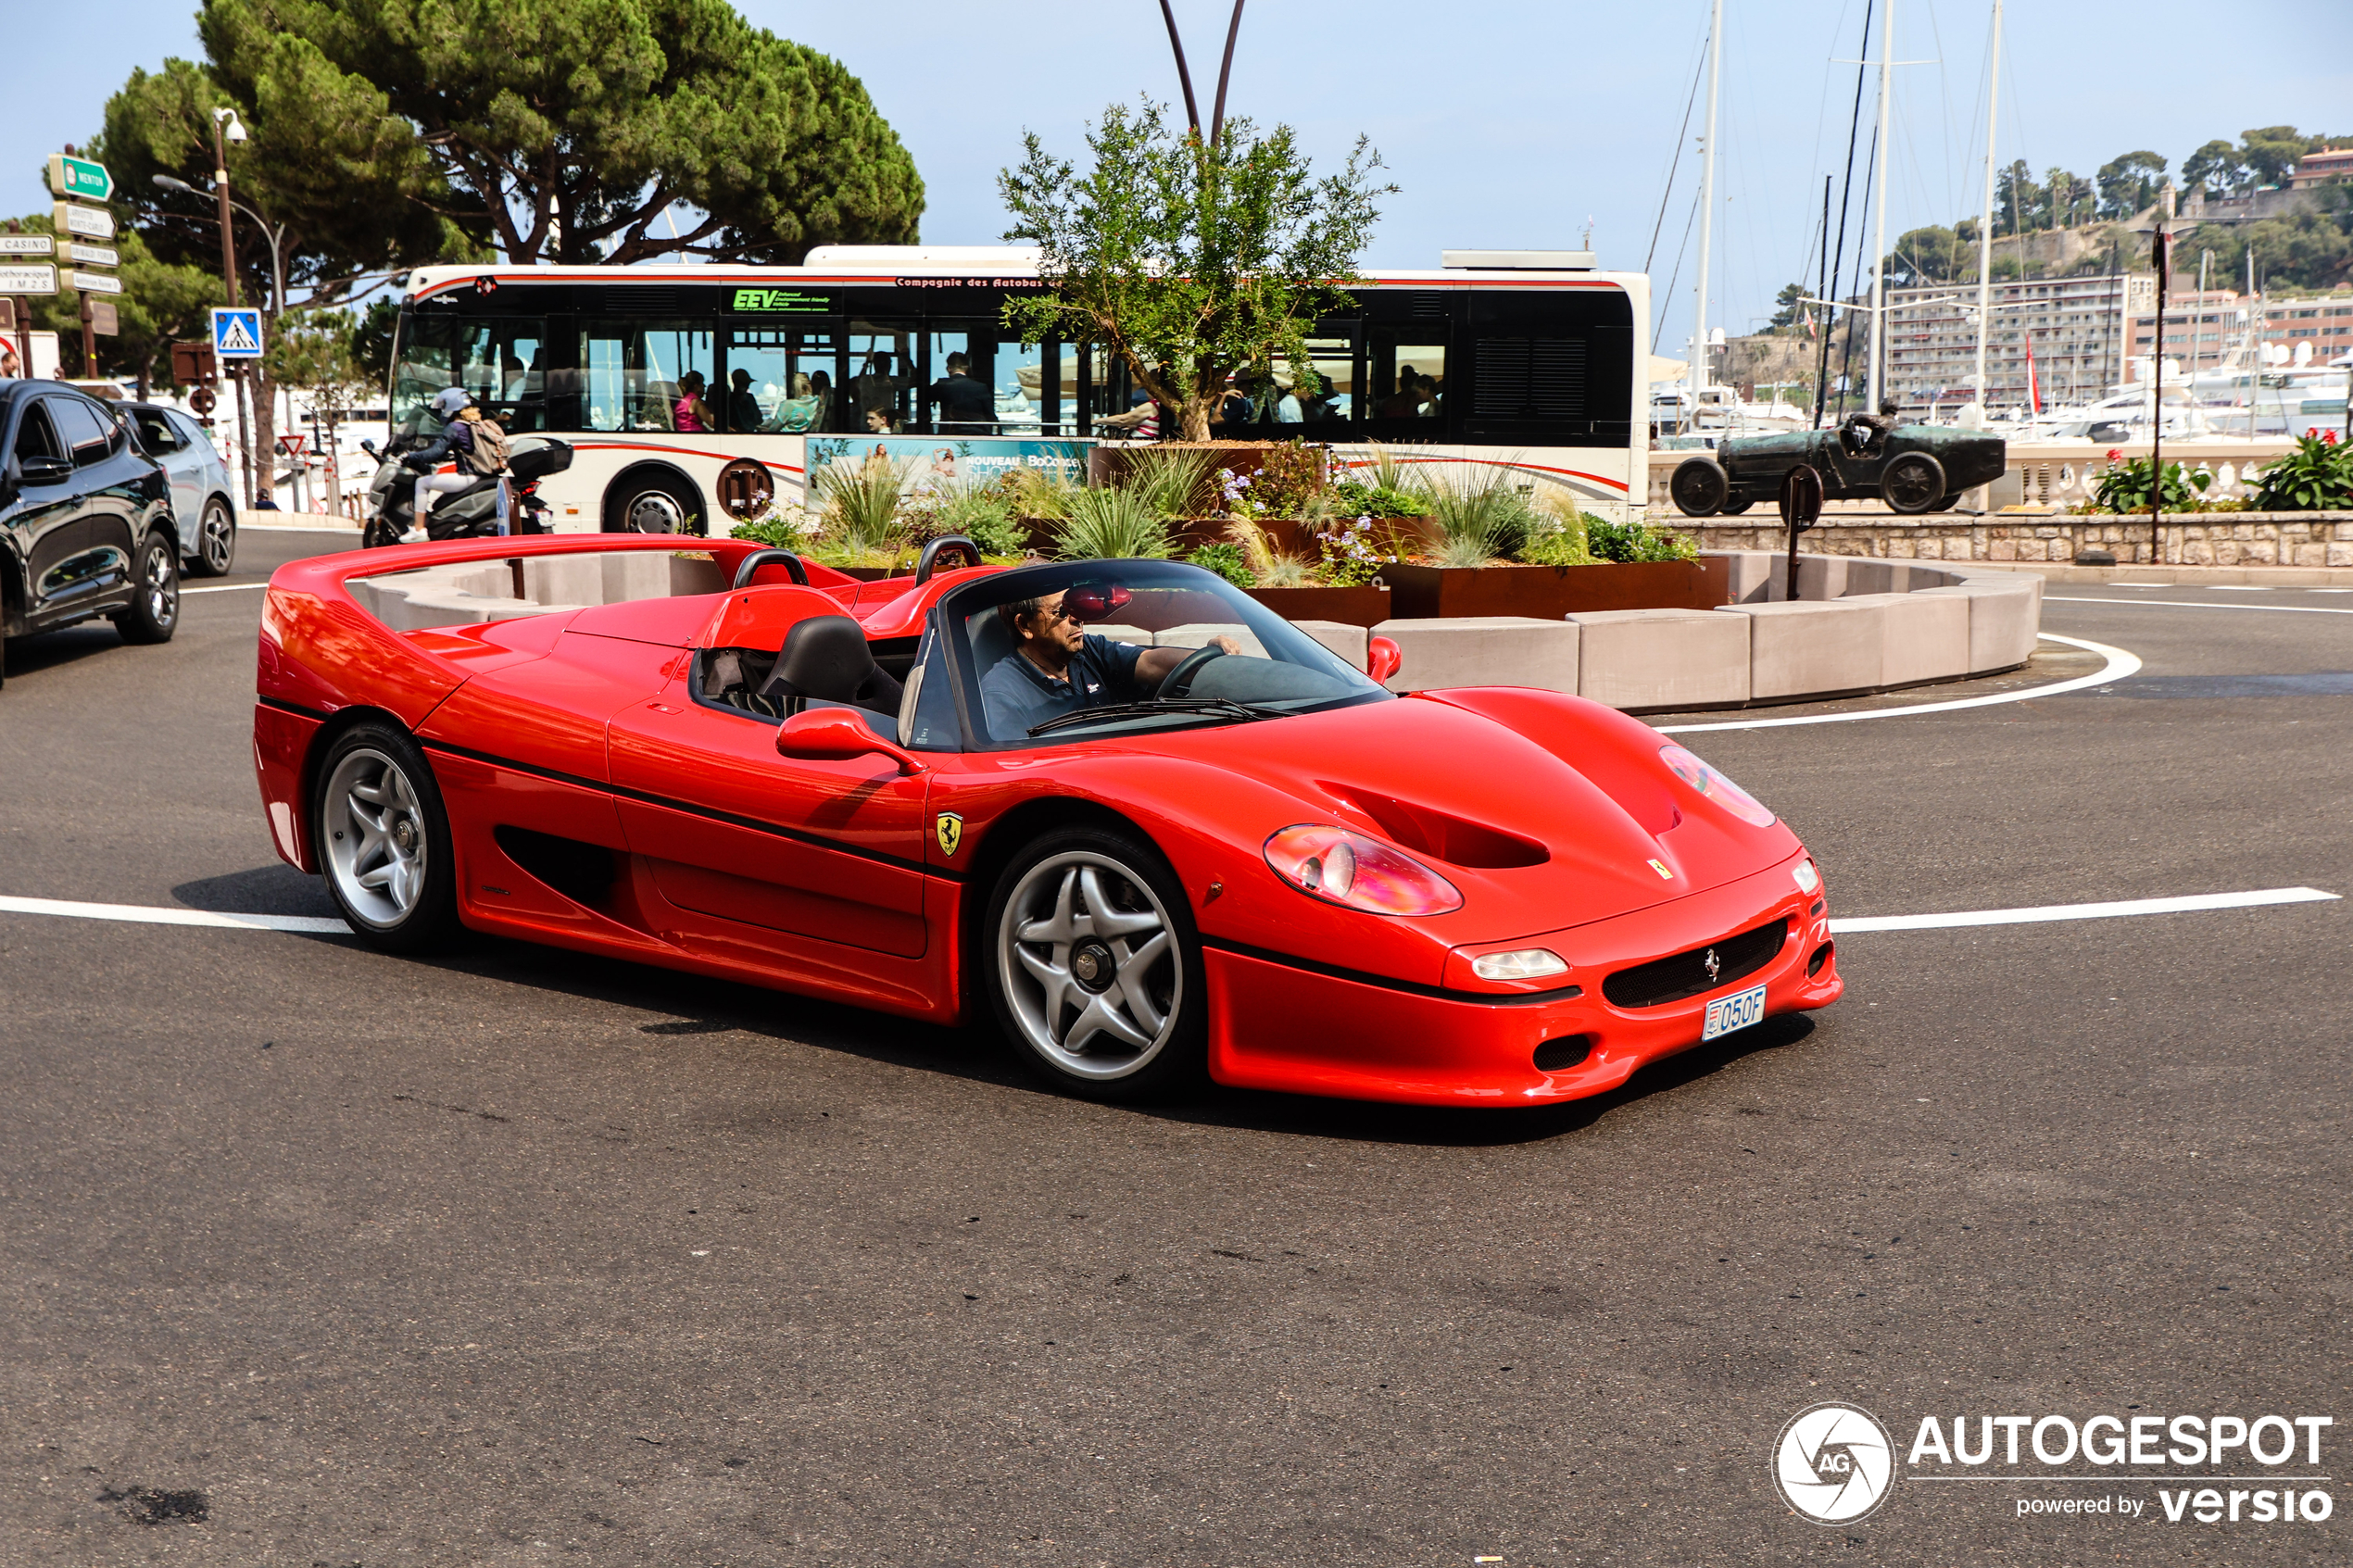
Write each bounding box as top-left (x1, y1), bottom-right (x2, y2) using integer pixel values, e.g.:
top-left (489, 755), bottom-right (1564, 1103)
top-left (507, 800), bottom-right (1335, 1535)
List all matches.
top-left (1107, 690), bottom-right (1799, 946)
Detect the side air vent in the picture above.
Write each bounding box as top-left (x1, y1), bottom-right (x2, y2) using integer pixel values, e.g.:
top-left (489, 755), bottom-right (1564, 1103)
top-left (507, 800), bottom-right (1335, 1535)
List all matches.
top-left (495, 826), bottom-right (617, 907)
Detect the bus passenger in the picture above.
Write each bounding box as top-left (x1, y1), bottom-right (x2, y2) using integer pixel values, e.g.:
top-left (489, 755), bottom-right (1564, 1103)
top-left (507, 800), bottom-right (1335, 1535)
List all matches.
top-left (673, 370), bottom-right (713, 432)
top-left (726, 368), bottom-right (763, 432)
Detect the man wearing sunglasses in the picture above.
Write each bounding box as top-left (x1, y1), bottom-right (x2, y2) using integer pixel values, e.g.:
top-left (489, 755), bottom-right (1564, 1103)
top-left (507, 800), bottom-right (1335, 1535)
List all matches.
top-left (980, 588), bottom-right (1241, 736)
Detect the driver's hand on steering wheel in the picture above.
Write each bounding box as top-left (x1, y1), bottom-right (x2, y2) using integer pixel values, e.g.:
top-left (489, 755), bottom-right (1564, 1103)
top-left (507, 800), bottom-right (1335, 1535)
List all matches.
top-left (1208, 634), bottom-right (1242, 657)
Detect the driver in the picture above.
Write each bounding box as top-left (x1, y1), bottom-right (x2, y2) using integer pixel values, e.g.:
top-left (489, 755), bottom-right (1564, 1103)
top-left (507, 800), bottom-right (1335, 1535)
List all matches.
top-left (1842, 399), bottom-right (1903, 458)
top-left (981, 590), bottom-right (1240, 735)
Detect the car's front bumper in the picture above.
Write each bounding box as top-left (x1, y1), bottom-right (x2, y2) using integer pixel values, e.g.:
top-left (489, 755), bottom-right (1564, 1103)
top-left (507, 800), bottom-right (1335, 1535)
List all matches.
top-left (1202, 858), bottom-right (1842, 1107)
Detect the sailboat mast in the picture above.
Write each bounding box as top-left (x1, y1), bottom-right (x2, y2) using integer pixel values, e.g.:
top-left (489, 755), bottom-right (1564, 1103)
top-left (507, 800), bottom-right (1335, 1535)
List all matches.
top-left (1972, 0), bottom-right (2001, 409)
top-left (1868, 0), bottom-right (1895, 410)
top-left (1688, 0), bottom-right (1723, 431)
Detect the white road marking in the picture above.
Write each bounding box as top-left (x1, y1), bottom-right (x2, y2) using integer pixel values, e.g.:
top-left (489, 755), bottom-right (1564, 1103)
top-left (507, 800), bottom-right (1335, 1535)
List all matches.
top-left (2048, 596), bottom-right (2353, 615)
top-left (1831, 886), bottom-right (2339, 935)
top-left (2207, 584), bottom-right (2273, 591)
top-left (1655, 633), bottom-right (2139, 734)
top-left (4, 886), bottom-right (2335, 946)
top-left (183, 583), bottom-right (269, 596)
top-left (0, 895), bottom-right (349, 935)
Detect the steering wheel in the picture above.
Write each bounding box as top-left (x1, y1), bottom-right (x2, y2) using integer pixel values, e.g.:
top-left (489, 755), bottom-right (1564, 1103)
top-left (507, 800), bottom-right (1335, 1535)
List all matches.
top-left (731, 548), bottom-right (810, 588)
top-left (1155, 645), bottom-right (1227, 699)
top-left (913, 535), bottom-right (983, 585)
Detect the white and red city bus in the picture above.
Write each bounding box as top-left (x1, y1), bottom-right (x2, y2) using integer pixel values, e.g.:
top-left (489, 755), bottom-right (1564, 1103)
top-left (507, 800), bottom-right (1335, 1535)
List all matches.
top-left (385, 245), bottom-right (1652, 531)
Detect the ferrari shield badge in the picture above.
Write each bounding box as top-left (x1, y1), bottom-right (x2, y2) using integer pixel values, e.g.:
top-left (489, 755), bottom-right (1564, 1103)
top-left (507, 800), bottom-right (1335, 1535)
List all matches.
top-left (1648, 859), bottom-right (1675, 880)
top-left (935, 812), bottom-right (963, 858)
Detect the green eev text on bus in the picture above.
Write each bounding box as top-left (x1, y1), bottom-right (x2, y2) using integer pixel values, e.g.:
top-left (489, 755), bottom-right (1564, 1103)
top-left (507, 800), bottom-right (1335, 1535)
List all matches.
top-left (731, 288), bottom-right (828, 313)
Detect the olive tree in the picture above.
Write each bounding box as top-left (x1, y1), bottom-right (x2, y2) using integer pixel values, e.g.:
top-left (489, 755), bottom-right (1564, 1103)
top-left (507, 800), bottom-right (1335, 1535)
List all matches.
top-left (998, 100), bottom-right (1391, 443)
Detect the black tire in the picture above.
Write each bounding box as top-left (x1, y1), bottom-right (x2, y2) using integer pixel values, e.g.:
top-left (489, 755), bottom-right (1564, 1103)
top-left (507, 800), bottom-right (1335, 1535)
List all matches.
top-left (111, 533), bottom-right (181, 645)
top-left (1668, 457), bottom-right (1730, 517)
top-left (983, 824), bottom-right (1208, 1100)
top-left (607, 470), bottom-right (704, 536)
top-left (1882, 452), bottom-right (1946, 515)
top-left (1718, 497), bottom-right (1754, 515)
top-left (313, 721), bottom-right (461, 953)
top-left (1928, 493), bottom-right (1961, 511)
top-left (184, 496), bottom-right (237, 577)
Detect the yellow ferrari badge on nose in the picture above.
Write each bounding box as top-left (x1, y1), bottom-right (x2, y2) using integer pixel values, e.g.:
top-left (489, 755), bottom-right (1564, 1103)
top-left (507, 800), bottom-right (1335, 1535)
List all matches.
top-left (935, 813), bottom-right (963, 858)
top-left (1648, 858), bottom-right (1674, 880)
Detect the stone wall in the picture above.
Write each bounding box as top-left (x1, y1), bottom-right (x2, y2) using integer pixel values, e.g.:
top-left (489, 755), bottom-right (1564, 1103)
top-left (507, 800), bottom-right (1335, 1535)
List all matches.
top-left (1675, 511), bottom-right (2353, 568)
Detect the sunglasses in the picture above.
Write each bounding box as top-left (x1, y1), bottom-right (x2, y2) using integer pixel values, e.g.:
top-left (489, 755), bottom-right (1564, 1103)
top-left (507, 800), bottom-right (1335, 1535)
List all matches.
top-left (1060, 583), bottom-right (1132, 621)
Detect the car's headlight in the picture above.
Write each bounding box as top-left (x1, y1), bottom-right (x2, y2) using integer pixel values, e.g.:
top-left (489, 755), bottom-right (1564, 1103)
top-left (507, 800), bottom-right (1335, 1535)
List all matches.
top-left (1658, 743), bottom-right (1777, 828)
top-left (1471, 947), bottom-right (1569, 981)
top-left (1263, 824), bottom-right (1463, 916)
top-left (1793, 858), bottom-right (1820, 895)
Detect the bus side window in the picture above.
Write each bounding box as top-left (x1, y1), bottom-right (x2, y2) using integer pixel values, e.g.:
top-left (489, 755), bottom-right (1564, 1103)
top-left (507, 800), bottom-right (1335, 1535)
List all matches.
top-left (582, 320), bottom-right (715, 433)
top-left (1365, 330), bottom-right (1448, 423)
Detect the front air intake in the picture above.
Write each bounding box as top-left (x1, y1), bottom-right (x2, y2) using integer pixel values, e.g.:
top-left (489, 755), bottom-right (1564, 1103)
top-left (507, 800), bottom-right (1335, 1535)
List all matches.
top-left (1602, 919), bottom-right (1788, 1010)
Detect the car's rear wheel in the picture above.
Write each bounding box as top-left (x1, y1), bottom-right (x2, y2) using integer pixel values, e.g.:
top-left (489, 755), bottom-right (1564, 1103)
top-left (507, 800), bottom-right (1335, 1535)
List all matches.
top-left (111, 534), bottom-right (180, 645)
top-left (1718, 497), bottom-right (1754, 515)
top-left (1882, 452), bottom-right (1946, 514)
top-left (1669, 457), bottom-right (1730, 517)
top-left (185, 497), bottom-right (237, 577)
top-left (316, 723), bottom-right (459, 952)
top-left (986, 825), bottom-right (1206, 1099)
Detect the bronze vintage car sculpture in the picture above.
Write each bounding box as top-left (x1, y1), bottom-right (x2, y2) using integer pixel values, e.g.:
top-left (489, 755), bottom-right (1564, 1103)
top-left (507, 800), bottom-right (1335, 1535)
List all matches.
top-left (1669, 408), bottom-right (2007, 517)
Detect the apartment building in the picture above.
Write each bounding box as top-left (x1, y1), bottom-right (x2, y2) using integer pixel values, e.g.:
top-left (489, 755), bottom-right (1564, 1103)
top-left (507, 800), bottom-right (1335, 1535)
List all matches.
top-left (1877, 272), bottom-right (2157, 412)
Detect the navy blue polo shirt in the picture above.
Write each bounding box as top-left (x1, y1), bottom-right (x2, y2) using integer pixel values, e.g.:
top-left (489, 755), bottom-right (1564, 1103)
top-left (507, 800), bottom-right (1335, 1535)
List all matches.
top-left (979, 634), bottom-right (1147, 738)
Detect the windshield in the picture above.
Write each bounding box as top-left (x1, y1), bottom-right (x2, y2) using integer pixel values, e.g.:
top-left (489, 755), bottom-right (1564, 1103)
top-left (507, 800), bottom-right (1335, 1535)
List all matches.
top-left (945, 560), bottom-right (1390, 747)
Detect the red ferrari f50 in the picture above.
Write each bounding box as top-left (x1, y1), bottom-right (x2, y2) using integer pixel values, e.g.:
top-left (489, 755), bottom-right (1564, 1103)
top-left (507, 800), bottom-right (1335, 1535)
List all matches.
top-left (253, 534), bottom-right (1840, 1106)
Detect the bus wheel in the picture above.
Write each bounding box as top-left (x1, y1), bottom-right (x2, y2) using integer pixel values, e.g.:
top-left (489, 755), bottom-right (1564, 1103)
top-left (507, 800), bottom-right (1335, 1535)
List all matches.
top-left (607, 472), bottom-right (703, 535)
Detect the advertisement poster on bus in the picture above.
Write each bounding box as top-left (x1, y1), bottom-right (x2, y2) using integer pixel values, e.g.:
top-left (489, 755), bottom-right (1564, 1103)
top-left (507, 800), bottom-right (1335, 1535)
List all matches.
top-left (805, 435), bottom-right (1086, 497)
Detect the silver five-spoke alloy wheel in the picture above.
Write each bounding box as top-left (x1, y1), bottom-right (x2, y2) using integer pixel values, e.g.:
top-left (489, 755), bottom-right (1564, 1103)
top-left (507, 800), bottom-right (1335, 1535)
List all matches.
top-left (143, 543), bottom-right (179, 632)
top-left (997, 850), bottom-right (1183, 1081)
top-left (321, 747), bottom-right (432, 928)
top-left (196, 499), bottom-right (235, 575)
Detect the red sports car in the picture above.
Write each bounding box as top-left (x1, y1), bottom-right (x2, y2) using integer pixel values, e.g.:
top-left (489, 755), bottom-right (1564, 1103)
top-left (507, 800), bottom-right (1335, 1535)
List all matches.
top-left (253, 534), bottom-right (1841, 1106)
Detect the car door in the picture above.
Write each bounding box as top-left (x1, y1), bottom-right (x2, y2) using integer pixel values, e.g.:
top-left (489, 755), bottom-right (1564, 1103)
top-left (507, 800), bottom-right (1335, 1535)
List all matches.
top-left (46, 394), bottom-right (141, 579)
top-left (4, 398), bottom-right (102, 627)
top-left (607, 680), bottom-right (934, 962)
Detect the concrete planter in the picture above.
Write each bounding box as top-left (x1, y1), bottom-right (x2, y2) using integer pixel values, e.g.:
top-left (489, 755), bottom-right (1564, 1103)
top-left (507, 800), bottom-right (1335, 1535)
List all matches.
top-left (1244, 584), bottom-right (1392, 627)
top-left (1381, 558), bottom-right (1730, 619)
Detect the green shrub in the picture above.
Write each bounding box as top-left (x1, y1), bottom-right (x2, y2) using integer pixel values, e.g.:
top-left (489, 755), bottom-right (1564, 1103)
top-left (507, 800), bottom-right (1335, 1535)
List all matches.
top-left (903, 483), bottom-right (1029, 558)
top-left (2092, 456), bottom-right (2211, 513)
top-left (1331, 479), bottom-right (1428, 519)
top-left (1052, 486), bottom-right (1175, 560)
top-left (1416, 467), bottom-right (1535, 560)
top-left (812, 458), bottom-right (910, 555)
top-left (1250, 442), bottom-right (1327, 517)
top-left (1315, 517), bottom-right (1392, 586)
top-left (1119, 446), bottom-right (1218, 521)
top-left (1586, 518), bottom-right (1699, 562)
top-left (728, 516), bottom-right (804, 548)
top-left (1185, 541), bottom-right (1256, 588)
top-left (2252, 431), bottom-right (2353, 511)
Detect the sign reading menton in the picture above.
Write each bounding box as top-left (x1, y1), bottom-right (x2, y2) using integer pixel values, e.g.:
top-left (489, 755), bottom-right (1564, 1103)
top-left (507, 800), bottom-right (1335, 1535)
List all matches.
top-left (46, 153), bottom-right (113, 202)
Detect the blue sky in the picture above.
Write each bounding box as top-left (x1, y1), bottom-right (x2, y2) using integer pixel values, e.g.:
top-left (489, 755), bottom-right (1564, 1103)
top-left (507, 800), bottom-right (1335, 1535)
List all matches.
top-left (8, 0), bottom-right (2347, 358)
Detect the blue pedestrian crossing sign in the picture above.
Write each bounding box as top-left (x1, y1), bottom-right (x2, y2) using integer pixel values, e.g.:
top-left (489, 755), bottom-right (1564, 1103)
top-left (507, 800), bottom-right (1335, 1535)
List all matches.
top-left (211, 307), bottom-right (264, 359)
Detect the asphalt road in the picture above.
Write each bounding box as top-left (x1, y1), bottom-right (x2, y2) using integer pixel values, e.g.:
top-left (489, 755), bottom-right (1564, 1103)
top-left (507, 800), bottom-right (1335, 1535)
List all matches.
top-left (2, 533), bottom-right (2347, 1566)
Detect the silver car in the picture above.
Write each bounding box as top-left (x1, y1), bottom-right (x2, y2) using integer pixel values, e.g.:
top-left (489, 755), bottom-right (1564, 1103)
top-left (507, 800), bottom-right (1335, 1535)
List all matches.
top-left (123, 402), bottom-right (238, 578)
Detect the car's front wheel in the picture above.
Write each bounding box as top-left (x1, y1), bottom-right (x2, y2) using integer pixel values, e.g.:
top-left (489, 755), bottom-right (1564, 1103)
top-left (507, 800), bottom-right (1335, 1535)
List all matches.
top-left (184, 497), bottom-right (237, 577)
top-left (1669, 457), bottom-right (1730, 517)
top-left (1882, 452), bottom-right (1946, 514)
top-left (111, 533), bottom-right (180, 645)
top-left (316, 723), bottom-right (459, 952)
top-left (985, 825), bottom-right (1206, 1098)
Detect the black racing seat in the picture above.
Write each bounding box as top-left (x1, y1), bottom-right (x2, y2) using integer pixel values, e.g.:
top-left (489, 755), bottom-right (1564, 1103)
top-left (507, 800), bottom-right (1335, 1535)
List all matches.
top-left (758, 614), bottom-right (904, 719)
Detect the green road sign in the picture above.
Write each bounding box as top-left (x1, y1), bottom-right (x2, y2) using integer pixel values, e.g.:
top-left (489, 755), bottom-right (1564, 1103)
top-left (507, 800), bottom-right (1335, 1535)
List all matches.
top-left (46, 154), bottom-right (112, 202)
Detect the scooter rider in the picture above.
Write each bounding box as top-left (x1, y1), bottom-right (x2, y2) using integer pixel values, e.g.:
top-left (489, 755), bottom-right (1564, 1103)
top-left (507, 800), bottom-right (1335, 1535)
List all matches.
top-left (404, 386), bottom-right (508, 535)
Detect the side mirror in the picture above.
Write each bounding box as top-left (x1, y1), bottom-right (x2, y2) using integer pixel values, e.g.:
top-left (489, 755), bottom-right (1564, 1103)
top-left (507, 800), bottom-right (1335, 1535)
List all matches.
top-left (775, 707), bottom-right (927, 775)
top-left (19, 455), bottom-right (74, 486)
top-left (1366, 635), bottom-right (1403, 684)
top-left (359, 438), bottom-right (378, 458)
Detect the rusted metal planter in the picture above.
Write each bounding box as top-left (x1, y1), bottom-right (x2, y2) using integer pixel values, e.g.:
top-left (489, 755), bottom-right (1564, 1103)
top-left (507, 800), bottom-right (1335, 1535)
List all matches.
top-left (1243, 584), bottom-right (1393, 627)
top-left (1380, 558), bottom-right (1730, 619)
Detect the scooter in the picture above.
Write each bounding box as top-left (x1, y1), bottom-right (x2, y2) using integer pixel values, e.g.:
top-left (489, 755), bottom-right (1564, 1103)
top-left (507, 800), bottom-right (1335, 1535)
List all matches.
top-left (359, 437), bottom-right (573, 549)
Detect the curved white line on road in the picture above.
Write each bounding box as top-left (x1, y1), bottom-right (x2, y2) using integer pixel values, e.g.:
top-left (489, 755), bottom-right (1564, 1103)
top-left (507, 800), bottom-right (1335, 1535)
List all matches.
top-left (0, 895), bottom-right (348, 934)
top-left (5, 886), bottom-right (2335, 943)
top-left (2046, 596), bottom-right (2353, 615)
top-left (1655, 633), bottom-right (2140, 734)
top-left (183, 583), bottom-right (269, 596)
top-left (1831, 885), bottom-right (2339, 934)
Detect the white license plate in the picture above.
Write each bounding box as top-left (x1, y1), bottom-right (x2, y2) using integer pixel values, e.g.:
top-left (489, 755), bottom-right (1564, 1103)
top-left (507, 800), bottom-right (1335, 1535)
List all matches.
top-left (1702, 982), bottom-right (1768, 1041)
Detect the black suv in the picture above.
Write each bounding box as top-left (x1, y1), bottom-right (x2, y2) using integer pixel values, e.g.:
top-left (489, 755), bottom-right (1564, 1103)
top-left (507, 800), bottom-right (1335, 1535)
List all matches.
top-left (0, 381), bottom-right (180, 689)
